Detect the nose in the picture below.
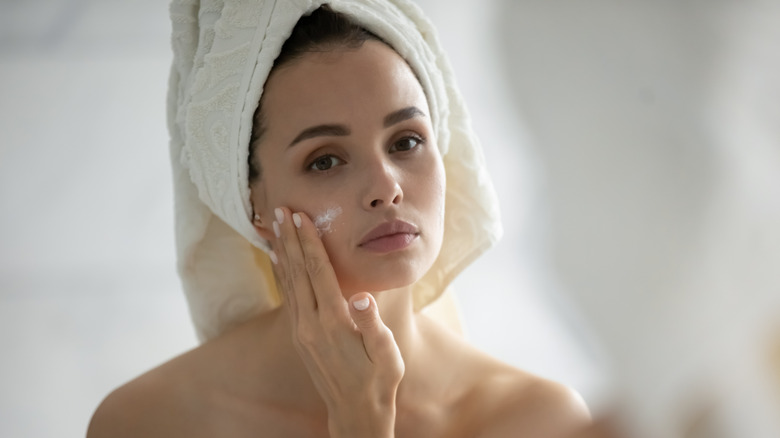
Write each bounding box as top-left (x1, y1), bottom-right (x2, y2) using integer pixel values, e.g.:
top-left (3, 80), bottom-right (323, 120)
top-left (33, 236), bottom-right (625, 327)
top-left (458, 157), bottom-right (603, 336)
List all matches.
top-left (363, 162), bottom-right (403, 210)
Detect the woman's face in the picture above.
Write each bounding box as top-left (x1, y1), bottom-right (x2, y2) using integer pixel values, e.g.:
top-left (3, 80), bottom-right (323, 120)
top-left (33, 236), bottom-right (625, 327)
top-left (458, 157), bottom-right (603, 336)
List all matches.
top-left (251, 40), bottom-right (445, 295)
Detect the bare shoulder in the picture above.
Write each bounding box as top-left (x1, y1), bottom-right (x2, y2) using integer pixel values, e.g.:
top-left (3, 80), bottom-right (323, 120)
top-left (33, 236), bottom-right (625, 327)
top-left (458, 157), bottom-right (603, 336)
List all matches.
top-left (86, 347), bottom-right (205, 438)
top-left (87, 313), bottom-right (288, 438)
top-left (418, 315), bottom-right (591, 437)
top-left (473, 360), bottom-right (591, 438)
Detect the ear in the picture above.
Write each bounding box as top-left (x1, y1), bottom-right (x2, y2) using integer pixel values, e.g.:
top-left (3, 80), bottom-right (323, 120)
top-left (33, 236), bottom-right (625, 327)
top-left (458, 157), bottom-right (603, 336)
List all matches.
top-left (250, 183), bottom-right (275, 242)
top-left (252, 211), bottom-right (276, 242)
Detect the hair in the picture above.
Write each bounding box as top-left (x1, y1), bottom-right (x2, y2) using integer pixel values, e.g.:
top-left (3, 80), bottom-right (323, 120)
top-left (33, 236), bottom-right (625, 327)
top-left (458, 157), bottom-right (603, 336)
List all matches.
top-left (248, 5), bottom-right (383, 184)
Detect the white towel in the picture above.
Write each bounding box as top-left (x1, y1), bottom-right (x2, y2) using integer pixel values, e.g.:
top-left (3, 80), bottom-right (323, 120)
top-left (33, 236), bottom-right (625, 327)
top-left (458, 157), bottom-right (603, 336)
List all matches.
top-left (168, 0), bottom-right (502, 342)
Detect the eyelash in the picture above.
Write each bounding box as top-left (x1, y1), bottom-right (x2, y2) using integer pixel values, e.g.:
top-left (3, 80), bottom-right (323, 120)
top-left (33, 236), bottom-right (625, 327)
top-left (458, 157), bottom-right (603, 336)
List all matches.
top-left (305, 134), bottom-right (427, 173)
top-left (307, 154), bottom-right (344, 172)
top-left (390, 134), bottom-right (426, 153)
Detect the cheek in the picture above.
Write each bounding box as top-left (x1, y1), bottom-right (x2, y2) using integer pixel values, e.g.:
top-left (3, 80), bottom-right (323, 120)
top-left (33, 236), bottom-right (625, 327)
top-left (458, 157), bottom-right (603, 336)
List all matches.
top-left (260, 177), bottom-right (313, 219)
top-left (404, 151), bottom-right (446, 262)
top-left (295, 203), bottom-right (350, 259)
top-left (431, 163), bottom-right (447, 247)
top-left (420, 154), bottom-right (447, 228)
top-left (421, 156), bottom-right (447, 269)
top-left (310, 205), bottom-right (350, 263)
top-left (311, 205), bottom-right (344, 237)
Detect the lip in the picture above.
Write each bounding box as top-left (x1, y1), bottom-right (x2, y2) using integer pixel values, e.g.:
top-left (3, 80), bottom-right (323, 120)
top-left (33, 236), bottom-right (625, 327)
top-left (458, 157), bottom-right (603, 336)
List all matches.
top-left (359, 220), bottom-right (420, 253)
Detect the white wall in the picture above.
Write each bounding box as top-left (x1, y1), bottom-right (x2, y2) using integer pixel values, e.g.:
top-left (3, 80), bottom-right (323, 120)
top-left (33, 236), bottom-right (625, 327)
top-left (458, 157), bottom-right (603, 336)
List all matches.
top-left (0, 1), bottom-right (604, 437)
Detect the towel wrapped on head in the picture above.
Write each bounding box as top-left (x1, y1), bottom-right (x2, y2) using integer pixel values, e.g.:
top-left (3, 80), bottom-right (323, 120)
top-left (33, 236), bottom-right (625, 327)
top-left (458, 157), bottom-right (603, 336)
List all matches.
top-left (168, 0), bottom-right (502, 342)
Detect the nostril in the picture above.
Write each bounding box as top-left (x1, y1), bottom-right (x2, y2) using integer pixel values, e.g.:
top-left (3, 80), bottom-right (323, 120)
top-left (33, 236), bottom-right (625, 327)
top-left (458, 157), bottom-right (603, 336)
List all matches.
top-left (370, 199), bottom-right (379, 207)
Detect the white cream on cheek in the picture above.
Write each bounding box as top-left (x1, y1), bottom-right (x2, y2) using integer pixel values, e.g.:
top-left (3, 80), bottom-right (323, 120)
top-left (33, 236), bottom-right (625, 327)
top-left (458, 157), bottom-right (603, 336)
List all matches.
top-left (313, 205), bottom-right (343, 237)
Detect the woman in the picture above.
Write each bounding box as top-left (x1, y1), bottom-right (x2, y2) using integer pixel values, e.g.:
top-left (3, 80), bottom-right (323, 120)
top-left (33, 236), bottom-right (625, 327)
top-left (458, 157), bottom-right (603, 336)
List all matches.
top-left (88, 1), bottom-right (589, 436)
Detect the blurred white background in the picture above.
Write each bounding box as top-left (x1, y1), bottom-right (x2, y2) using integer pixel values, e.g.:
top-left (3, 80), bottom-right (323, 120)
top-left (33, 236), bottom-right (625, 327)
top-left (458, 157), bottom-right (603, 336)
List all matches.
top-left (497, 2), bottom-right (780, 436)
top-left (0, 1), bottom-right (605, 436)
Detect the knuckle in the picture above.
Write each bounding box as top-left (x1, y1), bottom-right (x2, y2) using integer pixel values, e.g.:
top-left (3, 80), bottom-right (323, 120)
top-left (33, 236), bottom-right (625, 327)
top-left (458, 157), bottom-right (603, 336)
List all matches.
top-left (295, 323), bottom-right (317, 347)
top-left (299, 235), bottom-right (319, 255)
top-left (289, 260), bottom-right (307, 279)
top-left (383, 347), bottom-right (404, 378)
top-left (305, 256), bottom-right (327, 277)
top-left (380, 357), bottom-right (404, 380)
top-left (298, 232), bottom-right (315, 246)
top-left (377, 324), bottom-right (394, 341)
top-left (391, 361), bottom-right (405, 382)
top-left (281, 274), bottom-right (294, 293)
top-left (355, 313), bottom-right (380, 330)
top-left (373, 332), bottom-right (393, 351)
top-left (397, 358), bottom-right (406, 373)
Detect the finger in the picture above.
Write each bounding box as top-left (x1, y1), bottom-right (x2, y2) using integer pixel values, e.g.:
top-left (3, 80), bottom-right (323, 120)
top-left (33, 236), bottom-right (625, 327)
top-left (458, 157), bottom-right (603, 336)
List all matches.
top-left (270, 243), bottom-right (297, 321)
top-left (277, 207), bottom-right (317, 315)
top-left (269, 213), bottom-right (296, 316)
top-left (293, 211), bottom-right (350, 321)
top-left (349, 293), bottom-right (403, 370)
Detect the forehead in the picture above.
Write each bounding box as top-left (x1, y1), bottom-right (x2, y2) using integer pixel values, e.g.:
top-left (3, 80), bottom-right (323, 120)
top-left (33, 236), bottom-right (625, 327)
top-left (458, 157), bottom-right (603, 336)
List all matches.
top-left (260, 40), bottom-right (429, 131)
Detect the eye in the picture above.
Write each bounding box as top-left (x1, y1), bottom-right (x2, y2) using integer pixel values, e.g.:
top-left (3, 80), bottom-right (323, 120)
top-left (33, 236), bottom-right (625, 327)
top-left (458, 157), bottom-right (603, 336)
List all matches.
top-left (308, 154), bottom-right (344, 172)
top-left (390, 135), bottom-right (425, 153)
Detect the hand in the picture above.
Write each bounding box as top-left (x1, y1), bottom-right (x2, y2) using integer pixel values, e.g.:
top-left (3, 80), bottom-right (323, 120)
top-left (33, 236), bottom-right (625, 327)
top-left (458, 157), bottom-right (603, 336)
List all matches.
top-left (270, 207), bottom-right (405, 438)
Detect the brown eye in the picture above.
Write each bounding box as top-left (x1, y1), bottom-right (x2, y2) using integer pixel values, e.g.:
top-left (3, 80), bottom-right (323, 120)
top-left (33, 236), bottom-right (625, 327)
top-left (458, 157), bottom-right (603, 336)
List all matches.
top-left (309, 154), bottom-right (343, 171)
top-left (390, 136), bottom-right (424, 153)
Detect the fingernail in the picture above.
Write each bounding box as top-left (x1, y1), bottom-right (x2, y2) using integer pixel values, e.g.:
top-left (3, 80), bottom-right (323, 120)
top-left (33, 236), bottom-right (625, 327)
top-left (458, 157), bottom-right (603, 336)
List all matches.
top-left (269, 250), bottom-right (278, 265)
top-left (292, 213), bottom-right (302, 229)
top-left (275, 208), bottom-right (284, 224)
top-left (273, 221), bottom-right (280, 238)
top-left (353, 297), bottom-right (370, 311)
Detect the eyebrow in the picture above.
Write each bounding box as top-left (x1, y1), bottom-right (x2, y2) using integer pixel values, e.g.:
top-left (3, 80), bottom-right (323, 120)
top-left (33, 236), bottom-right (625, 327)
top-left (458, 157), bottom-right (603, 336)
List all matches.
top-left (289, 124), bottom-right (350, 147)
top-left (383, 106), bottom-right (427, 128)
top-left (287, 106), bottom-right (427, 148)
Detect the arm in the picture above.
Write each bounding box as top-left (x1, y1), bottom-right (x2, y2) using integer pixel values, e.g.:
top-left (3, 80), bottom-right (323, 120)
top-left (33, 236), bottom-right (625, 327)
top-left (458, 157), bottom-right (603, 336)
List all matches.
top-left (271, 207), bottom-right (404, 438)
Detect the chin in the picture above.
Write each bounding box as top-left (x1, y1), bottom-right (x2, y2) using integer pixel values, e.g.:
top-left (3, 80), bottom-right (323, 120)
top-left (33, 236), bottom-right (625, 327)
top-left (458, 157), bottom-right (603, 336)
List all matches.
top-left (326, 231), bottom-right (443, 294)
top-left (337, 270), bottom-right (418, 294)
top-left (335, 257), bottom-right (430, 294)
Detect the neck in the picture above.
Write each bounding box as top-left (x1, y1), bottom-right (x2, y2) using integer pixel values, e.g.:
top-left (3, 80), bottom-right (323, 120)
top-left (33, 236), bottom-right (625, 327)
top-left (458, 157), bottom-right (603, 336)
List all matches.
top-left (258, 285), bottom-right (435, 408)
top-left (374, 287), bottom-right (442, 406)
top-left (373, 285), bottom-right (420, 360)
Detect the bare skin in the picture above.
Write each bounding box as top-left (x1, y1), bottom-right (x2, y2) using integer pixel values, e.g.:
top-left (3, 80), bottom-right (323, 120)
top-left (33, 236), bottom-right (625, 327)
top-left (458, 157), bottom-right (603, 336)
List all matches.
top-left (87, 294), bottom-right (589, 438)
top-left (88, 41), bottom-right (590, 437)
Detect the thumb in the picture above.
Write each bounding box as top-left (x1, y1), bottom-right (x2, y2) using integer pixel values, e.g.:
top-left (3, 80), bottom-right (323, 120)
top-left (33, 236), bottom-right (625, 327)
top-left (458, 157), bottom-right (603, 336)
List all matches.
top-left (349, 292), bottom-right (381, 333)
top-left (349, 293), bottom-right (398, 364)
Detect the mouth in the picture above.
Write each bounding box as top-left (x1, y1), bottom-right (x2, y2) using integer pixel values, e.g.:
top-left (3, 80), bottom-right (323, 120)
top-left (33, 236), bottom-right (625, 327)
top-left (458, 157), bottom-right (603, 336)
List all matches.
top-left (358, 220), bottom-right (420, 253)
